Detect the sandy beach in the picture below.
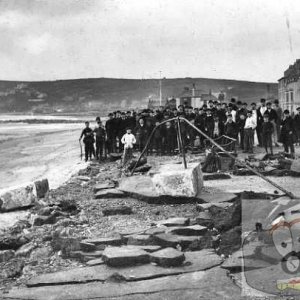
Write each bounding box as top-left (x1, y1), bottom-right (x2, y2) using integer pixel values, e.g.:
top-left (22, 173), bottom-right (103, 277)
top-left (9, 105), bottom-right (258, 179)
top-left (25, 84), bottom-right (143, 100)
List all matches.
top-left (0, 117), bottom-right (91, 193)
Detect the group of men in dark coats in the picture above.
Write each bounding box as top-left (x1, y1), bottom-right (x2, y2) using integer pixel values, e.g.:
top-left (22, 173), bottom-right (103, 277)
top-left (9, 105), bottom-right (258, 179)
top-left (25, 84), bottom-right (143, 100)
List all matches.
top-left (79, 98), bottom-right (300, 161)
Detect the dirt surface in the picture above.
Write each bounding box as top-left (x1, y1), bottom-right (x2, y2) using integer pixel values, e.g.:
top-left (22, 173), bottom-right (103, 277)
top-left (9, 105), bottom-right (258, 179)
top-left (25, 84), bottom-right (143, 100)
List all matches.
top-left (1, 145), bottom-right (300, 299)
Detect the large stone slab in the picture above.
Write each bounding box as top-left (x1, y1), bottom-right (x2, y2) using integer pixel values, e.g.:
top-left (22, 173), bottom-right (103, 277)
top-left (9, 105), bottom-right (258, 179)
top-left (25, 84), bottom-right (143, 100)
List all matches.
top-left (0, 185), bottom-right (36, 212)
top-left (119, 163), bottom-right (204, 202)
top-left (102, 246), bottom-right (150, 267)
top-left (150, 247), bottom-right (185, 267)
top-left (151, 162), bottom-right (203, 197)
top-left (4, 266), bottom-right (242, 300)
top-left (26, 249), bottom-right (221, 287)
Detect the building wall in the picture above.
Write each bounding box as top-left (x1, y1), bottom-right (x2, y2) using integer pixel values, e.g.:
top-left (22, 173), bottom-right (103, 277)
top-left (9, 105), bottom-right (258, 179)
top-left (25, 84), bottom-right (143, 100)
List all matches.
top-left (278, 78), bottom-right (300, 114)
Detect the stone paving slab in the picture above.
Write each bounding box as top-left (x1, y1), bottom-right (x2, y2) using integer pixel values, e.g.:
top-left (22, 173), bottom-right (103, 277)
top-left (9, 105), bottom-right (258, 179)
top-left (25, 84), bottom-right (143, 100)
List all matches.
top-left (26, 249), bottom-right (221, 287)
top-left (102, 246), bottom-right (150, 267)
top-left (150, 247), bottom-right (185, 267)
top-left (3, 267), bottom-right (240, 300)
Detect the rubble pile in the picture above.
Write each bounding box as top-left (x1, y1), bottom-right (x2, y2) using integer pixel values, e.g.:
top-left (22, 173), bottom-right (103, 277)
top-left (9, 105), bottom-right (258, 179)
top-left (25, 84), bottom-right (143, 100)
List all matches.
top-left (1, 153), bottom-right (299, 298)
top-left (233, 154), bottom-right (300, 177)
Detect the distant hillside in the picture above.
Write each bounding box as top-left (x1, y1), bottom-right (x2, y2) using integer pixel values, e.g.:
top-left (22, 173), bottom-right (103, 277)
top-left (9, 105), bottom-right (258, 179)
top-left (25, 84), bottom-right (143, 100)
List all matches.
top-left (0, 77), bottom-right (278, 113)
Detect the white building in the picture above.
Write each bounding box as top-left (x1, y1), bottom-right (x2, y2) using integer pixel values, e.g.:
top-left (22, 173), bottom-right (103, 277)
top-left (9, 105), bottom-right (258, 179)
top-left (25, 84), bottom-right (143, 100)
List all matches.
top-left (278, 59), bottom-right (300, 113)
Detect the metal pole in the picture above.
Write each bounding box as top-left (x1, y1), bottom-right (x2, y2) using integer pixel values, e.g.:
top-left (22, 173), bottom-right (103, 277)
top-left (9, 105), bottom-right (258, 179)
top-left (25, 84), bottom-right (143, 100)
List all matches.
top-left (177, 116), bottom-right (187, 169)
top-left (182, 117), bottom-right (296, 199)
top-left (159, 71), bottom-right (162, 106)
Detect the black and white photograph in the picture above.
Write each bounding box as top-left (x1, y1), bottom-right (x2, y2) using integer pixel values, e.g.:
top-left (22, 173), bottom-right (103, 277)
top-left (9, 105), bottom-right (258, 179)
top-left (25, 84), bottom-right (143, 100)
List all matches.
top-left (1, 0), bottom-right (300, 299)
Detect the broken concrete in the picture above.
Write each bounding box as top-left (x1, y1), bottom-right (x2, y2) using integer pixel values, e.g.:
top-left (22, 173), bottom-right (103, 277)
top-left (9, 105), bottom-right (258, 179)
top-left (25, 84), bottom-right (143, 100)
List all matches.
top-left (93, 182), bottom-right (115, 193)
top-left (86, 258), bottom-right (104, 266)
top-left (166, 225), bottom-right (207, 236)
top-left (194, 211), bottom-right (213, 227)
top-left (0, 258), bottom-right (24, 280)
top-left (83, 236), bottom-right (123, 249)
top-left (26, 249), bottom-right (221, 287)
top-left (69, 250), bottom-right (103, 262)
top-left (0, 185), bottom-right (36, 212)
top-left (102, 246), bottom-right (150, 267)
top-left (94, 189), bottom-right (125, 199)
top-left (198, 192), bottom-right (237, 203)
top-left (15, 242), bottom-right (36, 257)
top-left (79, 241), bottom-right (96, 252)
top-left (126, 234), bottom-right (155, 246)
top-left (152, 233), bottom-right (204, 249)
top-left (34, 179), bottom-right (49, 199)
top-left (150, 247), bottom-right (185, 267)
top-left (156, 217), bottom-right (190, 227)
top-left (0, 250), bottom-right (15, 262)
top-left (0, 234), bottom-right (31, 251)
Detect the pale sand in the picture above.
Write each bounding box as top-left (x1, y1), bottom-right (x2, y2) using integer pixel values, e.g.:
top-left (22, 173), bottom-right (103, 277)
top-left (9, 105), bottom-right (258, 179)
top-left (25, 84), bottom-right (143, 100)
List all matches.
top-left (0, 123), bottom-right (88, 193)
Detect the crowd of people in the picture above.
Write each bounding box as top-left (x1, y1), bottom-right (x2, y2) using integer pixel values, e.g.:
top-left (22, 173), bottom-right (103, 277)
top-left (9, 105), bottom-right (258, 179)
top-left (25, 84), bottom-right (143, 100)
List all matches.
top-left (79, 98), bottom-right (300, 162)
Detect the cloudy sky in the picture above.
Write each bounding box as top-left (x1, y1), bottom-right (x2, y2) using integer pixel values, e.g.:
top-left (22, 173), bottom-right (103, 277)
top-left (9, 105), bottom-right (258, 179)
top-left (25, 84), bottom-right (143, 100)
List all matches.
top-left (0, 0), bottom-right (299, 82)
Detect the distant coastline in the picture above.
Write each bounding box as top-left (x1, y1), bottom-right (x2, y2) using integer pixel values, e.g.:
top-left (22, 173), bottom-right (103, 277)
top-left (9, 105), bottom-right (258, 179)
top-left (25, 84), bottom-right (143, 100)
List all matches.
top-left (0, 119), bottom-right (83, 124)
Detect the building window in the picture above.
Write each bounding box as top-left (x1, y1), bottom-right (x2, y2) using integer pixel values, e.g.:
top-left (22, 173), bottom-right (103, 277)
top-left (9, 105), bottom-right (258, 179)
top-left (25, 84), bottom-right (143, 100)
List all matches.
top-left (286, 92), bottom-right (289, 104)
top-left (290, 91), bottom-right (294, 102)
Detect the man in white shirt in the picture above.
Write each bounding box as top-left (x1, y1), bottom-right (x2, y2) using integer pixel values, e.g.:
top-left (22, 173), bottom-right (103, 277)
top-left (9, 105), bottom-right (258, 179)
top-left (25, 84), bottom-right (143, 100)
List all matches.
top-left (244, 110), bottom-right (257, 153)
top-left (121, 128), bottom-right (136, 166)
